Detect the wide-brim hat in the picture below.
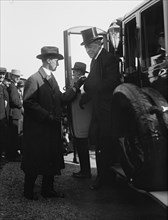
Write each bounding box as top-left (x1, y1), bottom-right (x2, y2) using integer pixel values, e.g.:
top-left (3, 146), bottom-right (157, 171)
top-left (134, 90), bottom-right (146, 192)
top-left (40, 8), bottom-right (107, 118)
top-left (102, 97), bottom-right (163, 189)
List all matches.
top-left (36, 46), bottom-right (64, 60)
top-left (81, 27), bottom-right (103, 46)
top-left (72, 62), bottom-right (88, 73)
top-left (11, 69), bottom-right (23, 77)
top-left (0, 67), bottom-right (7, 74)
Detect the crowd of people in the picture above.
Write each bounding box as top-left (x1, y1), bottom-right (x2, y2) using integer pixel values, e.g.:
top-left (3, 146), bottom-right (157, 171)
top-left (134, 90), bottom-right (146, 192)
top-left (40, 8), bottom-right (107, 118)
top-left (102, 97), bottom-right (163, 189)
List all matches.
top-left (0, 27), bottom-right (122, 201)
top-left (0, 67), bottom-right (24, 165)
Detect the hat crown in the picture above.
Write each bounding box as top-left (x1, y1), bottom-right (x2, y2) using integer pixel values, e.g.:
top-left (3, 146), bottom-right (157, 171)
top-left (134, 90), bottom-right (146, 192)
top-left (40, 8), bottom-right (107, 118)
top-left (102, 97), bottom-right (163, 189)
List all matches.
top-left (72, 62), bottom-right (87, 73)
top-left (81, 27), bottom-right (102, 46)
top-left (158, 32), bottom-right (164, 38)
top-left (0, 67), bottom-right (7, 73)
top-left (11, 69), bottom-right (21, 76)
top-left (41, 46), bottom-right (59, 55)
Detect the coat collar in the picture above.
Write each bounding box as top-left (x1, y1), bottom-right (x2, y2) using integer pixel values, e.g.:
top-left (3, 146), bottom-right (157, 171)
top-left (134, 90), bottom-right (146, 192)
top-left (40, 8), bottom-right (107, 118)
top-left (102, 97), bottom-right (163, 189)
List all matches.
top-left (38, 66), bottom-right (59, 92)
top-left (38, 66), bottom-right (48, 79)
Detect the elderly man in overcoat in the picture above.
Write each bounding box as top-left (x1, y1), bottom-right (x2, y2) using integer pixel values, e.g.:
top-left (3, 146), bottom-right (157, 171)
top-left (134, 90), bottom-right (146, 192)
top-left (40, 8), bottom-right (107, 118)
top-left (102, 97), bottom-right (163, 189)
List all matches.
top-left (21, 46), bottom-right (85, 200)
top-left (7, 69), bottom-right (23, 161)
top-left (80, 27), bottom-right (121, 190)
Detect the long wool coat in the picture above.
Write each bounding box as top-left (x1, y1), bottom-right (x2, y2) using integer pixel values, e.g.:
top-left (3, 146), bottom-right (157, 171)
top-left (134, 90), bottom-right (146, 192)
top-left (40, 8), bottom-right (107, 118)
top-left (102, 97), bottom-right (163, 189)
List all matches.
top-left (21, 67), bottom-right (76, 175)
top-left (8, 81), bottom-right (22, 120)
top-left (83, 48), bottom-right (121, 144)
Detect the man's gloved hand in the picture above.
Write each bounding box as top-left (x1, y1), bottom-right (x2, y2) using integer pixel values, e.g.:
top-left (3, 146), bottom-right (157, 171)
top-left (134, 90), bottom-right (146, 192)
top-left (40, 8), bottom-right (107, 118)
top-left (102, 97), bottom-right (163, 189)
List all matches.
top-left (48, 113), bottom-right (61, 126)
top-left (73, 76), bottom-right (86, 91)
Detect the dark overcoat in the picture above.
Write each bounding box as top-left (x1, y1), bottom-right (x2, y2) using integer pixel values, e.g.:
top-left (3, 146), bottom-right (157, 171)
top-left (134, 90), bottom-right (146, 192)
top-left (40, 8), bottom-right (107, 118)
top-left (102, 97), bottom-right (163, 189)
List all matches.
top-left (0, 84), bottom-right (10, 153)
top-left (83, 48), bottom-right (121, 144)
top-left (21, 67), bottom-right (76, 175)
top-left (8, 81), bottom-right (22, 120)
top-left (0, 83), bottom-right (9, 120)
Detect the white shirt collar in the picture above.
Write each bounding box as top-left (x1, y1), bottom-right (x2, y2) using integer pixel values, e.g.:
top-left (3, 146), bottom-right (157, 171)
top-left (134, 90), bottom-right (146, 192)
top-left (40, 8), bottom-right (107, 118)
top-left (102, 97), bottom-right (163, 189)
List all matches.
top-left (94, 47), bottom-right (103, 60)
top-left (42, 67), bottom-right (52, 76)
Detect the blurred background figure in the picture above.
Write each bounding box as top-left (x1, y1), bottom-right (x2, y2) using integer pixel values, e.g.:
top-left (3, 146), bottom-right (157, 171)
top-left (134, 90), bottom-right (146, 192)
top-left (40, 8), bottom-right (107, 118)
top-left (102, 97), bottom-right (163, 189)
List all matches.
top-left (157, 32), bottom-right (165, 54)
top-left (155, 32), bottom-right (165, 64)
top-left (71, 62), bottom-right (91, 179)
top-left (0, 67), bottom-right (10, 166)
top-left (17, 80), bottom-right (25, 154)
top-left (6, 69), bottom-right (23, 162)
top-left (151, 32), bottom-right (168, 100)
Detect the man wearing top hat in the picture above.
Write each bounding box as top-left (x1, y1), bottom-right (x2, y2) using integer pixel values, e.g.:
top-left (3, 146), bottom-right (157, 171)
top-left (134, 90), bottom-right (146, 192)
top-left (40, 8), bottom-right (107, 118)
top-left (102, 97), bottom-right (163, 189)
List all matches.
top-left (6, 69), bottom-right (23, 161)
top-left (21, 46), bottom-right (85, 200)
top-left (80, 27), bottom-right (121, 190)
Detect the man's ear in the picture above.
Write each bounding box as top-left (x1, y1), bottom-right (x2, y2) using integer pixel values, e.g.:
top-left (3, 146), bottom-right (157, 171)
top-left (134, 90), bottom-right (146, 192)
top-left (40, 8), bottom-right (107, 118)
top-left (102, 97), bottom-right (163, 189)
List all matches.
top-left (47, 58), bottom-right (51, 64)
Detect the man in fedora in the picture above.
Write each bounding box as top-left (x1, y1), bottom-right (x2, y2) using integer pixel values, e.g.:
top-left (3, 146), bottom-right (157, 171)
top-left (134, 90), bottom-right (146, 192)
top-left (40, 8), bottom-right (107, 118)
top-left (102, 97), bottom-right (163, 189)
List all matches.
top-left (6, 69), bottom-right (23, 161)
top-left (80, 27), bottom-right (121, 190)
top-left (70, 62), bottom-right (91, 179)
top-left (21, 46), bottom-right (85, 200)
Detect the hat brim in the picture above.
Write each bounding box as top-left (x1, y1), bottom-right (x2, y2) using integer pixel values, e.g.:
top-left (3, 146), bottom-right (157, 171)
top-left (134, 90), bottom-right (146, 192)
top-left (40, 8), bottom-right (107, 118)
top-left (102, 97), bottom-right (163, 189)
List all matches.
top-left (36, 53), bottom-right (64, 60)
top-left (80, 36), bottom-right (103, 46)
top-left (12, 74), bottom-right (23, 77)
top-left (71, 68), bottom-right (88, 73)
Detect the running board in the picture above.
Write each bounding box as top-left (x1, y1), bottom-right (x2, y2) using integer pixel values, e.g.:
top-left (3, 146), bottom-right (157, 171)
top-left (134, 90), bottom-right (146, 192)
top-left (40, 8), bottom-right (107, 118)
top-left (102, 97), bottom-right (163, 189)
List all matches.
top-left (112, 164), bottom-right (168, 208)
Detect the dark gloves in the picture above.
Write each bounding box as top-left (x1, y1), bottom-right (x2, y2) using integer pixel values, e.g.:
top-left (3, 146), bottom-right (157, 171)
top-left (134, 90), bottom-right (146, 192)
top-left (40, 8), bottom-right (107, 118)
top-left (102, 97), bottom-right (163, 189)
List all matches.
top-left (47, 113), bottom-right (61, 126)
top-left (73, 76), bottom-right (86, 91)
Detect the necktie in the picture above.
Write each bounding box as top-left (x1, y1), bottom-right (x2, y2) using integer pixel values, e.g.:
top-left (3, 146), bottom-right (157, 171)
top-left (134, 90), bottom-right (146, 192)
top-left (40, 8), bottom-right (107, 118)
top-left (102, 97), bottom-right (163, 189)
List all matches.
top-left (90, 58), bottom-right (96, 70)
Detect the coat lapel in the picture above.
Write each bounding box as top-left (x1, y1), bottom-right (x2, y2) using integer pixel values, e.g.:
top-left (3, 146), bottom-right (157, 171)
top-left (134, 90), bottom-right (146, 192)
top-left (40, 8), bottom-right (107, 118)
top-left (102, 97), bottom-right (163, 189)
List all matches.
top-left (38, 67), bottom-right (59, 92)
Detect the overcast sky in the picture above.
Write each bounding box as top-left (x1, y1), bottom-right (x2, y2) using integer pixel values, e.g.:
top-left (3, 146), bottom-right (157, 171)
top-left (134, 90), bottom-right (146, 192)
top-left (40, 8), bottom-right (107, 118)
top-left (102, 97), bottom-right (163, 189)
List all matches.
top-left (0, 0), bottom-right (143, 90)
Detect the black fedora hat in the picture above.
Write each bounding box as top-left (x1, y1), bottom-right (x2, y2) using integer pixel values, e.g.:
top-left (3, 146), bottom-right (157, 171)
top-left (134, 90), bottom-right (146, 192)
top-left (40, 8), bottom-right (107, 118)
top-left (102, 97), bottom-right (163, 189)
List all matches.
top-left (158, 31), bottom-right (164, 38)
top-left (72, 62), bottom-right (88, 73)
top-left (80, 27), bottom-right (103, 46)
top-left (36, 46), bottom-right (64, 60)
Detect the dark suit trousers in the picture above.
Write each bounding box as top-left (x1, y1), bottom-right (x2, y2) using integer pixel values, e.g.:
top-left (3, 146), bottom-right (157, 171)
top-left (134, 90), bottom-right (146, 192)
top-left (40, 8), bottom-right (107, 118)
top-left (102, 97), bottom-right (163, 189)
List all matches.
top-left (24, 173), bottom-right (55, 195)
top-left (0, 119), bottom-right (9, 157)
top-left (95, 137), bottom-right (119, 183)
top-left (7, 118), bottom-right (19, 159)
top-left (73, 137), bottom-right (91, 175)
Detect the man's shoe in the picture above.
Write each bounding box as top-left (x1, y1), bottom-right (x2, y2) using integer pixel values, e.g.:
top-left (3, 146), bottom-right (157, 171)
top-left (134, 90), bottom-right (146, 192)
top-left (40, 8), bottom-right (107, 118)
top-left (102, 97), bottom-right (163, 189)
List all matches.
top-left (72, 171), bottom-right (91, 179)
top-left (41, 190), bottom-right (65, 198)
top-left (24, 192), bottom-right (38, 200)
top-left (89, 177), bottom-right (102, 190)
top-left (89, 183), bottom-right (102, 190)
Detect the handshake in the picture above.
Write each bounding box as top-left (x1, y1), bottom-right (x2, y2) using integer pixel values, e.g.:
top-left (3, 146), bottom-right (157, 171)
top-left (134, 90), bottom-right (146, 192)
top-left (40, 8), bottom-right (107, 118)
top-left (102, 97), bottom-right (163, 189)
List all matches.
top-left (73, 76), bottom-right (87, 91)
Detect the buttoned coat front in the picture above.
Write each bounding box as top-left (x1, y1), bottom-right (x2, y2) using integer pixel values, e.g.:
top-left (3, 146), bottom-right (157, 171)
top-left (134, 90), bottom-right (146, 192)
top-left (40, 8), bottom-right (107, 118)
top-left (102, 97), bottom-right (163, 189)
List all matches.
top-left (21, 67), bottom-right (76, 175)
top-left (83, 48), bottom-right (121, 144)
